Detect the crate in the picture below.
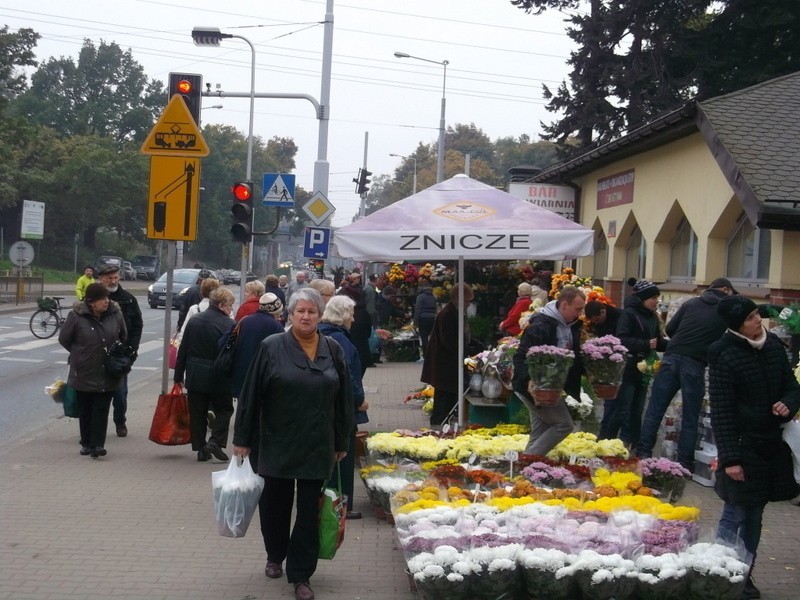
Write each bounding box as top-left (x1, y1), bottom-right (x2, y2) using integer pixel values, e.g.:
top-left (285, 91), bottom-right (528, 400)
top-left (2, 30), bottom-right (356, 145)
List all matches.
top-left (692, 447), bottom-right (717, 487)
top-left (466, 391), bottom-right (523, 428)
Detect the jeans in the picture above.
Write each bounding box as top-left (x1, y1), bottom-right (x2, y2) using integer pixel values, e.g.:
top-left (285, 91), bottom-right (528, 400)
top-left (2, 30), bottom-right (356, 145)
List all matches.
top-left (613, 379), bottom-right (647, 448)
top-left (716, 501), bottom-right (766, 561)
top-left (598, 398), bottom-right (620, 440)
top-left (112, 374), bottom-right (128, 426)
top-left (637, 353), bottom-right (706, 470)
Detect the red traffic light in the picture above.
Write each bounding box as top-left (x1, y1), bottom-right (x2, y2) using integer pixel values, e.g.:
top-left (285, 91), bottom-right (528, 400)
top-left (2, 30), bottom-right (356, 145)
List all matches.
top-left (232, 182), bottom-right (253, 202)
top-left (176, 79), bottom-right (193, 95)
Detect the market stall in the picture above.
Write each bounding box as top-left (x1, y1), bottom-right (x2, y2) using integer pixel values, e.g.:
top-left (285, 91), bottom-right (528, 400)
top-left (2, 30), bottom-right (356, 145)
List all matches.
top-left (333, 174), bottom-right (594, 426)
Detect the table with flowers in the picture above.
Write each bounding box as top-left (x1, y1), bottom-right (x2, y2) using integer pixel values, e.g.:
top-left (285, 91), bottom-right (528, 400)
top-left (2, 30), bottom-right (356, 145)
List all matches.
top-left (359, 425), bottom-right (749, 600)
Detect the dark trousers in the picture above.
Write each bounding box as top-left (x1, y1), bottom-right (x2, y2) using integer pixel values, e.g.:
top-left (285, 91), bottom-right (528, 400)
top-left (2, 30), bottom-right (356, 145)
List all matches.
top-left (187, 389), bottom-right (233, 451)
top-left (418, 315), bottom-right (435, 358)
top-left (430, 389), bottom-right (459, 427)
top-left (612, 379), bottom-right (648, 448)
top-left (111, 374), bottom-right (128, 426)
top-left (330, 428), bottom-right (356, 511)
top-left (260, 475), bottom-right (323, 584)
top-left (598, 398), bottom-right (620, 440)
top-left (77, 390), bottom-right (113, 448)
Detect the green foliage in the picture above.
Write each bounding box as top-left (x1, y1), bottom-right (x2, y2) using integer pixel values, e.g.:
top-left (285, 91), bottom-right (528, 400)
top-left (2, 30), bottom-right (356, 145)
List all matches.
top-left (467, 315), bottom-right (495, 347)
top-left (0, 26), bottom-right (40, 107)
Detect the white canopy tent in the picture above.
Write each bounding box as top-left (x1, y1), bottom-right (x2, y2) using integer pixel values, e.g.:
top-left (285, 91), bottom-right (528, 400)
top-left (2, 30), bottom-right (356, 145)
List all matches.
top-left (333, 174), bottom-right (594, 426)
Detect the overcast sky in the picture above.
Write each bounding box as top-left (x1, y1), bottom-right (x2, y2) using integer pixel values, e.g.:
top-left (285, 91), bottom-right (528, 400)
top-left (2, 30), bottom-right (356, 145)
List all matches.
top-left (4, 0), bottom-right (578, 225)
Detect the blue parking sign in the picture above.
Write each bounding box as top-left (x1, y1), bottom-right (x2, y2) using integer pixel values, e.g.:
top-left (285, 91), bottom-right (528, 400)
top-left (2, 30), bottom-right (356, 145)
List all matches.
top-left (303, 226), bottom-right (330, 259)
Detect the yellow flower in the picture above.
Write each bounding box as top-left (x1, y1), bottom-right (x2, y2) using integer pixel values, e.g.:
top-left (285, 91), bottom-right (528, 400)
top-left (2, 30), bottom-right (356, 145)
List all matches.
top-left (591, 468), bottom-right (642, 493)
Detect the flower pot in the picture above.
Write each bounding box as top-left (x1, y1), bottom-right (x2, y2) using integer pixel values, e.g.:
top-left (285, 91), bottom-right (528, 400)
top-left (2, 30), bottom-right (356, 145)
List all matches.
top-left (468, 372), bottom-right (484, 395)
top-left (591, 382), bottom-right (620, 400)
top-left (531, 388), bottom-right (562, 406)
top-left (481, 375), bottom-right (503, 399)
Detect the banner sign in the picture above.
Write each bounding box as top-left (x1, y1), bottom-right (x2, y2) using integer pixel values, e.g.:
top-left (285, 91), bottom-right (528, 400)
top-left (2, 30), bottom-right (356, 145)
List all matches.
top-left (597, 169), bottom-right (635, 209)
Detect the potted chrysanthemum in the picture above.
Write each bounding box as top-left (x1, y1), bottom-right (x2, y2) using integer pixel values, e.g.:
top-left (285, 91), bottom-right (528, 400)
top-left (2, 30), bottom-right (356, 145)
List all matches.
top-left (638, 457), bottom-right (691, 503)
top-left (581, 335), bottom-right (629, 399)
top-left (524, 345), bottom-right (575, 406)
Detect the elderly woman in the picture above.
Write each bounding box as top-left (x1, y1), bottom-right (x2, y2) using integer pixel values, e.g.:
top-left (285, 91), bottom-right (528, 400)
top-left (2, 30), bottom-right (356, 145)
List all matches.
top-left (319, 295), bottom-right (369, 519)
top-left (308, 277), bottom-right (335, 303)
top-left (235, 280), bottom-right (266, 322)
top-left (180, 277), bottom-right (224, 337)
top-left (58, 282), bottom-right (127, 458)
top-left (233, 288), bottom-right (354, 600)
top-left (709, 295), bottom-right (800, 599)
top-left (500, 282), bottom-right (534, 336)
top-left (174, 286), bottom-right (236, 462)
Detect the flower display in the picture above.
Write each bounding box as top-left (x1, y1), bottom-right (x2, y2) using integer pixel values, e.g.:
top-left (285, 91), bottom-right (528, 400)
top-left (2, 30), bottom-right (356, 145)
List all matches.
top-left (639, 457), bottom-right (691, 503)
top-left (521, 461), bottom-right (580, 488)
top-left (386, 262), bottom-right (406, 285)
top-left (547, 432), bottom-right (629, 461)
top-left (582, 335), bottom-right (629, 385)
top-left (564, 391), bottom-right (594, 421)
top-left (637, 351), bottom-right (662, 383)
top-left (525, 345), bottom-right (574, 391)
top-left (404, 385), bottom-right (435, 404)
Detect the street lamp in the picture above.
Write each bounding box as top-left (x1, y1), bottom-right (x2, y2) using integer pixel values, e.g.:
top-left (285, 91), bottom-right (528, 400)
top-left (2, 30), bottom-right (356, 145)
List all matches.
top-left (192, 26), bottom-right (256, 289)
top-left (394, 52), bottom-right (448, 183)
top-left (389, 153), bottom-right (417, 194)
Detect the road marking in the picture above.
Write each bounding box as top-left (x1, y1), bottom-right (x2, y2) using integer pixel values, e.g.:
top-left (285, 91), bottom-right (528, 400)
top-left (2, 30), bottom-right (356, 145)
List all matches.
top-left (5, 338), bottom-right (61, 351)
top-left (0, 330), bottom-right (34, 342)
top-left (0, 357), bottom-right (43, 363)
top-left (137, 339), bottom-right (165, 353)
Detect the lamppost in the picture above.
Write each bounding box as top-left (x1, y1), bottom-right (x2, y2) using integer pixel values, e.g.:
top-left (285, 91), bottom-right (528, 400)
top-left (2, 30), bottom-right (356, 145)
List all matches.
top-left (192, 26), bottom-right (256, 289)
top-left (394, 52), bottom-right (448, 183)
top-left (389, 153), bottom-right (417, 194)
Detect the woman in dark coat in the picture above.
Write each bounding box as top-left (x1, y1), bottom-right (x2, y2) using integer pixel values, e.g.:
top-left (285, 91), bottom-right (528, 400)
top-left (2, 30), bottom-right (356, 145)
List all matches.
top-left (58, 282), bottom-right (127, 458)
top-left (232, 288), bottom-right (353, 600)
top-left (413, 279), bottom-right (437, 358)
top-left (709, 295), bottom-right (800, 599)
top-left (604, 278), bottom-right (667, 445)
top-left (338, 275), bottom-right (374, 372)
top-left (174, 286), bottom-right (236, 462)
top-left (319, 295), bottom-right (369, 519)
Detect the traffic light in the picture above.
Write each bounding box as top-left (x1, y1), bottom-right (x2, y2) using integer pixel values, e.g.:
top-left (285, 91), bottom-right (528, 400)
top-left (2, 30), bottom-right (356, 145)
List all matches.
top-left (168, 72), bottom-right (203, 126)
top-left (353, 168), bottom-right (372, 195)
top-left (230, 181), bottom-right (254, 243)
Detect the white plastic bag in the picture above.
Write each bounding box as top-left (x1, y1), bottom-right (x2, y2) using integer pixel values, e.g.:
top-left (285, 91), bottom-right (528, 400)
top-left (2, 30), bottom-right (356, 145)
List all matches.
top-left (782, 419), bottom-right (800, 484)
top-left (212, 456), bottom-right (265, 537)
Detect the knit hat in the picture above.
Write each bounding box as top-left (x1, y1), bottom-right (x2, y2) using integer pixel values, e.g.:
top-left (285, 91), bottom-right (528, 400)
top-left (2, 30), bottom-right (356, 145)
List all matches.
top-left (628, 277), bottom-right (660, 301)
top-left (84, 282), bottom-right (110, 303)
top-left (709, 277), bottom-right (739, 295)
top-left (259, 292), bottom-right (284, 316)
top-left (717, 295), bottom-right (758, 331)
top-left (517, 282), bottom-right (533, 297)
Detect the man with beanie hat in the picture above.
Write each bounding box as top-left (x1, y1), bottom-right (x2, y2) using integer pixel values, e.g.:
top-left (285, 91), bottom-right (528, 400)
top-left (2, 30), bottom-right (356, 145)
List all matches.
top-left (636, 278), bottom-right (737, 472)
top-left (97, 263), bottom-right (143, 438)
top-left (604, 278), bottom-right (667, 447)
top-left (708, 293), bottom-right (800, 600)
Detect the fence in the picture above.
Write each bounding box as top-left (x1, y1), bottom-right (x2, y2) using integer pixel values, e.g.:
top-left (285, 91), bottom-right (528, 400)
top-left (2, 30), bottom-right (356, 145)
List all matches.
top-left (0, 275), bottom-right (45, 304)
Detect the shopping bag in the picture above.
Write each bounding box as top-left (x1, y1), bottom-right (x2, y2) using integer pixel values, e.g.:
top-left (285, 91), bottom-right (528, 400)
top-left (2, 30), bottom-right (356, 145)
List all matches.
top-left (782, 419), bottom-right (800, 484)
top-left (168, 334), bottom-right (179, 369)
top-left (318, 465), bottom-right (347, 560)
top-left (63, 385), bottom-right (79, 418)
top-left (368, 327), bottom-right (381, 355)
top-left (148, 383), bottom-right (191, 445)
top-left (45, 379), bottom-right (66, 403)
top-left (212, 456), bottom-right (265, 538)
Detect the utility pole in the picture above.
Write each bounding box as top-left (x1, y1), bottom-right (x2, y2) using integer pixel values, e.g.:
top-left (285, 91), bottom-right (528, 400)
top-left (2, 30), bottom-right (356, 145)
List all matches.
top-left (358, 132), bottom-right (369, 219)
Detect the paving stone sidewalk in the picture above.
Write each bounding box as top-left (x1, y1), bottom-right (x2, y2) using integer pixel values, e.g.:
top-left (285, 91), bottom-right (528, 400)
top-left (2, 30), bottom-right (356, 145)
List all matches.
top-left (1, 360), bottom-right (797, 599)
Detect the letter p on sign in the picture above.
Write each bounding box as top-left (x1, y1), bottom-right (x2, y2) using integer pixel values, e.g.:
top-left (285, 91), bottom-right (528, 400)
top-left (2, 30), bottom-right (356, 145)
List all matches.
top-left (303, 226), bottom-right (330, 259)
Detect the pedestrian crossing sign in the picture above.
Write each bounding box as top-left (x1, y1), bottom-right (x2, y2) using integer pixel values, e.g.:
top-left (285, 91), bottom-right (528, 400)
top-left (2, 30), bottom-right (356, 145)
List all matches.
top-left (262, 173), bottom-right (296, 207)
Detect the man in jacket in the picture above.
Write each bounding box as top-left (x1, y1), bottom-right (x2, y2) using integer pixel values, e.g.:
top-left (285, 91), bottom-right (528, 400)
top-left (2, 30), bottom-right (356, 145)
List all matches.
top-left (97, 264), bottom-right (143, 438)
top-left (174, 287), bottom-right (236, 462)
top-left (513, 285), bottom-right (586, 455)
top-left (512, 286), bottom-right (586, 455)
top-left (636, 277), bottom-right (737, 472)
top-left (584, 300), bottom-right (623, 338)
top-left (177, 269), bottom-right (211, 331)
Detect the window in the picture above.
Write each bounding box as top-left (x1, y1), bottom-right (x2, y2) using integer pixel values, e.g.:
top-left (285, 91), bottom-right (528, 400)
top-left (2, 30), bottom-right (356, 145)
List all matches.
top-left (625, 225), bottom-right (646, 280)
top-left (592, 229), bottom-right (608, 281)
top-left (726, 217), bottom-right (770, 282)
top-left (669, 218), bottom-right (697, 281)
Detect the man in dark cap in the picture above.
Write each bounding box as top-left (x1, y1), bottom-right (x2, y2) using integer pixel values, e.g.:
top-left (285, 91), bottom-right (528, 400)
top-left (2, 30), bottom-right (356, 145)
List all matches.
top-left (97, 263), bottom-right (143, 437)
top-left (636, 277), bottom-right (737, 472)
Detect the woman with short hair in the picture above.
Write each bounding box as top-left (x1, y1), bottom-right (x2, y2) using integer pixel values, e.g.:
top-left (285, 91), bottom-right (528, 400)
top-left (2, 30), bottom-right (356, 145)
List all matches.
top-left (235, 280), bottom-right (266, 322)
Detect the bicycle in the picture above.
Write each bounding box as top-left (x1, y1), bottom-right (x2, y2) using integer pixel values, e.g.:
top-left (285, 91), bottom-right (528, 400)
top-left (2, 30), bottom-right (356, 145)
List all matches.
top-left (30, 296), bottom-right (68, 339)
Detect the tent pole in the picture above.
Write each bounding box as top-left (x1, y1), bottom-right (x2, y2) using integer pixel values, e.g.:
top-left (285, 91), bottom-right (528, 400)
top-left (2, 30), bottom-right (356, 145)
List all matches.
top-left (458, 256), bottom-right (465, 428)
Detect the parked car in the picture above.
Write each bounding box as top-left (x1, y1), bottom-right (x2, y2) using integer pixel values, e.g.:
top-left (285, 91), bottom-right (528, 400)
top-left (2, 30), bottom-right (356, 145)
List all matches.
top-left (121, 261), bottom-right (137, 281)
top-left (146, 268), bottom-right (218, 309)
top-left (131, 255), bottom-right (161, 280)
top-left (95, 255), bottom-right (124, 273)
top-left (223, 270), bottom-right (258, 284)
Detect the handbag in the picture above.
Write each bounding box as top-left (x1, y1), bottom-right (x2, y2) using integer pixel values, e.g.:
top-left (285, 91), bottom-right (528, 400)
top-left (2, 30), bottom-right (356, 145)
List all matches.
top-left (148, 383), bottom-right (191, 445)
top-left (168, 333), bottom-right (180, 369)
top-left (318, 464), bottom-right (347, 560)
top-left (782, 419), bottom-right (800, 484)
top-left (212, 456), bottom-right (265, 537)
top-left (63, 384), bottom-right (79, 418)
top-left (105, 340), bottom-right (134, 377)
top-left (214, 320), bottom-right (243, 376)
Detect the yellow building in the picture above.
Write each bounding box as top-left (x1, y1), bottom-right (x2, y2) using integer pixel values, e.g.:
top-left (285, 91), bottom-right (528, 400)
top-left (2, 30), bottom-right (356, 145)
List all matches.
top-left (533, 71), bottom-right (800, 307)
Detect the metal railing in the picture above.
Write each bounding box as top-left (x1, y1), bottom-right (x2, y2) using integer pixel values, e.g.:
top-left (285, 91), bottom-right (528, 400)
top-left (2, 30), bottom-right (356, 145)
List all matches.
top-left (0, 275), bottom-right (45, 304)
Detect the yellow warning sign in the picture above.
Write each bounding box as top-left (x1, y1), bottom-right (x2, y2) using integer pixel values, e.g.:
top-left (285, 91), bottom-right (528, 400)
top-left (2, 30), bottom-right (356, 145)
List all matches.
top-left (146, 156), bottom-right (201, 241)
top-left (140, 95), bottom-right (210, 157)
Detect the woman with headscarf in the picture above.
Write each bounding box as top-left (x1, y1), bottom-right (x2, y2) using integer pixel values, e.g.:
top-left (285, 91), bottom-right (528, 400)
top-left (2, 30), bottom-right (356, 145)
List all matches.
top-left (232, 288), bottom-right (353, 600)
top-left (58, 282), bottom-right (127, 458)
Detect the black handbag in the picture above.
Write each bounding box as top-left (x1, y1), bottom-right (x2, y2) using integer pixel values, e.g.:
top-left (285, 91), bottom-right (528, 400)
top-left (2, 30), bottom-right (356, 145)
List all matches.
top-left (214, 320), bottom-right (243, 376)
top-left (105, 340), bottom-right (134, 377)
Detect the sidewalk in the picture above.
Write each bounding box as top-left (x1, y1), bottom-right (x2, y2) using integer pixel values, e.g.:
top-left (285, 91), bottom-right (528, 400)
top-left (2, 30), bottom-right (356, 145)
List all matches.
top-left (1, 360), bottom-right (798, 599)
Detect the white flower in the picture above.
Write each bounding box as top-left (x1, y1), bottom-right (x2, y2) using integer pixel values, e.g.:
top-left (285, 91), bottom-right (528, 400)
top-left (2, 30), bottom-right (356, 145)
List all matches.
top-left (519, 548), bottom-right (574, 572)
top-left (488, 557), bottom-right (516, 573)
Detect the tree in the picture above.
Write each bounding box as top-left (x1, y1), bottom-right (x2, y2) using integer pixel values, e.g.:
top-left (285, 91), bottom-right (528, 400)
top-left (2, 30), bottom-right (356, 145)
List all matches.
top-left (0, 26), bottom-right (40, 108)
top-left (9, 39), bottom-right (164, 144)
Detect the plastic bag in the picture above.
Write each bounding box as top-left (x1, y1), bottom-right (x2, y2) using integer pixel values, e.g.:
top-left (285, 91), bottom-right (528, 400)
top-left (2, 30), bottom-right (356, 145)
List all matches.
top-left (45, 379), bottom-right (66, 403)
top-left (212, 456), bottom-right (265, 538)
top-left (319, 467), bottom-right (347, 559)
top-left (168, 334), bottom-right (179, 369)
top-left (782, 419), bottom-right (800, 484)
top-left (368, 327), bottom-right (381, 355)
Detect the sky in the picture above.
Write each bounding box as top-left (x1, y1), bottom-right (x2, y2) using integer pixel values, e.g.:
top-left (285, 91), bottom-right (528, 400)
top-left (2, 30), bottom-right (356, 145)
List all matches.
top-left (3, 0), bottom-right (579, 226)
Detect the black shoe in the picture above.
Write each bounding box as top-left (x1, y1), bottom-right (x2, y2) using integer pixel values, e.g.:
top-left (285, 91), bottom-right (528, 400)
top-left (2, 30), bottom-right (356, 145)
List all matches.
top-left (346, 511), bottom-right (362, 520)
top-left (197, 448), bottom-right (211, 462)
top-left (80, 446), bottom-right (91, 456)
top-left (115, 424), bottom-right (128, 437)
top-left (90, 447), bottom-right (107, 458)
top-left (742, 576), bottom-right (761, 599)
top-left (205, 441), bottom-right (229, 461)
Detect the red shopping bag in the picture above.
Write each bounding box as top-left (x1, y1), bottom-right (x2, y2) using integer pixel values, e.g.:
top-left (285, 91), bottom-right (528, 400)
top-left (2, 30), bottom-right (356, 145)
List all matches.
top-left (168, 334), bottom-right (179, 369)
top-left (148, 383), bottom-right (191, 445)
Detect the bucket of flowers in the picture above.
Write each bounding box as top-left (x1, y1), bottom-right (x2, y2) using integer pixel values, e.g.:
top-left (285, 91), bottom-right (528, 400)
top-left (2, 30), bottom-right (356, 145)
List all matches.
top-left (581, 335), bottom-right (629, 400)
top-left (638, 457), bottom-right (691, 504)
top-left (524, 345), bottom-right (575, 406)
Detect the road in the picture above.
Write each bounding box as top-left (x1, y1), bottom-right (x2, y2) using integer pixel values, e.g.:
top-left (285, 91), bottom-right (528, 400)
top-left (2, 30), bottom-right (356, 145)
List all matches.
top-left (0, 292), bottom-right (187, 446)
